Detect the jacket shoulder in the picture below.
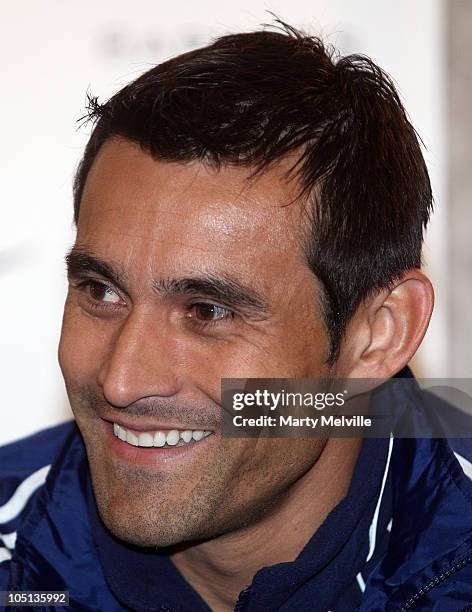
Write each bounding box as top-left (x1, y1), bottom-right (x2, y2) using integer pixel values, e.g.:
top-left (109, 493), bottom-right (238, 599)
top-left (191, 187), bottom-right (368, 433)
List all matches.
top-left (0, 421), bottom-right (77, 506)
top-left (0, 421), bottom-right (78, 573)
top-left (0, 421), bottom-right (76, 474)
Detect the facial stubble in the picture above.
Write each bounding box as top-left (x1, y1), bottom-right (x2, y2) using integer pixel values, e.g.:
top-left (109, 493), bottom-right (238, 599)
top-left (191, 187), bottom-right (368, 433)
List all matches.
top-left (74, 389), bottom-right (322, 548)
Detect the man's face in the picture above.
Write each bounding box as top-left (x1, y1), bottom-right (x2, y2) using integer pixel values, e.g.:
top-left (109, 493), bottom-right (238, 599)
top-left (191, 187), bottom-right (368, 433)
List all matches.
top-left (59, 137), bottom-right (332, 547)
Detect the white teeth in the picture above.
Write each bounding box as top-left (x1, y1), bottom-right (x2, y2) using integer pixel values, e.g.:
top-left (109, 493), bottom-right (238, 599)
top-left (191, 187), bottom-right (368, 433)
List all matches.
top-left (181, 430), bottom-right (193, 443)
top-left (138, 432), bottom-right (154, 447)
top-left (126, 431), bottom-right (139, 446)
top-left (113, 423), bottom-right (212, 448)
top-left (153, 431), bottom-right (166, 447)
top-left (166, 430), bottom-right (180, 446)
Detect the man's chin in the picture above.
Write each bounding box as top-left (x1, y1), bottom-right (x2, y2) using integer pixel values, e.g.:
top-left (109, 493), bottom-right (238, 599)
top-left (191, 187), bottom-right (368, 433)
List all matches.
top-left (85, 437), bottom-right (255, 548)
top-left (90, 474), bottom-right (223, 548)
top-left (94, 493), bottom-right (194, 548)
top-left (101, 512), bottom-right (183, 548)
top-left (93, 481), bottom-right (255, 550)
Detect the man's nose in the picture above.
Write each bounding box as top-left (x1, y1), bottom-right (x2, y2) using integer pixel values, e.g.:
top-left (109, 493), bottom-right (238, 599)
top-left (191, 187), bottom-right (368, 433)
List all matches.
top-left (97, 308), bottom-right (182, 407)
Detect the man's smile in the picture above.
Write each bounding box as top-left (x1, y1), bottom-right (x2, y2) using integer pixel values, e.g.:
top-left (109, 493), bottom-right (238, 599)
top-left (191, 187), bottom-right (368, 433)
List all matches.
top-left (112, 422), bottom-right (212, 447)
top-left (100, 417), bottom-right (216, 467)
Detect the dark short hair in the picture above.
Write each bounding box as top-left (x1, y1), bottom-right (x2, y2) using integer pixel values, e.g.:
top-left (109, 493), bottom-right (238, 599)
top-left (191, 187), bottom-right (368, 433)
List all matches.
top-left (73, 20), bottom-right (433, 363)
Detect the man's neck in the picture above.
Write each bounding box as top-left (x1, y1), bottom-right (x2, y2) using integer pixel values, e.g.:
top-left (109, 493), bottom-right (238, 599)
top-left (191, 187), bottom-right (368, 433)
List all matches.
top-left (170, 437), bottom-right (363, 611)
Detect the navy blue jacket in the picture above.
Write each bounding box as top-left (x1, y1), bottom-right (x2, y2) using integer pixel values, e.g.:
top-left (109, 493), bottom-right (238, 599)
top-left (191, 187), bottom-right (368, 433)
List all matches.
top-left (1, 372), bottom-right (472, 611)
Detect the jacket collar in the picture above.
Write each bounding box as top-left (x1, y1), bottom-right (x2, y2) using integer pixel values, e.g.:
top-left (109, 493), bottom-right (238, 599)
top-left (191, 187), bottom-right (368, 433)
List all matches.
top-left (359, 372), bottom-right (472, 608)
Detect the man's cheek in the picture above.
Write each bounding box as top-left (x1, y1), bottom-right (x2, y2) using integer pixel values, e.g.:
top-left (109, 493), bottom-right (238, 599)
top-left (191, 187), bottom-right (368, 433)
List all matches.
top-left (188, 339), bottom-right (287, 385)
top-left (58, 306), bottom-right (109, 391)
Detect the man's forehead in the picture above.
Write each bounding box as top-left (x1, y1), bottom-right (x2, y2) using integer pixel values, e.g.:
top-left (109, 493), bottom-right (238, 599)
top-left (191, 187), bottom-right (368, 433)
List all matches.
top-left (75, 138), bottom-right (311, 298)
top-left (78, 137), bottom-right (306, 234)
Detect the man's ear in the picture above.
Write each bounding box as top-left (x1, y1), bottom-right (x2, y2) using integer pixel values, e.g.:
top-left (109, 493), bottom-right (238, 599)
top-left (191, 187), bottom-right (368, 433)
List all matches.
top-left (335, 269), bottom-right (434, 379)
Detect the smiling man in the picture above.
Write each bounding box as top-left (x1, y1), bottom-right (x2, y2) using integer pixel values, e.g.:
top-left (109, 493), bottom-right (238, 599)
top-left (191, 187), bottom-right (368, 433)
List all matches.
top-left (1, 21), bottom-right (472, 612)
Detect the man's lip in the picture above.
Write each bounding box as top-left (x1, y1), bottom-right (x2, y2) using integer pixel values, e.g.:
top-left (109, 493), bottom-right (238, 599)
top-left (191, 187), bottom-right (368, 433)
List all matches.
top-left (101, 416), bottom-right (213, 432)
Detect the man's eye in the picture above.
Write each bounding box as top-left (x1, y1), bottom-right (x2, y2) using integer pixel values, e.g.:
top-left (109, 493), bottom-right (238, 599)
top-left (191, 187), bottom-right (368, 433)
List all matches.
top-left (189, 303), bottom-right (234, 323)
top-left (79, 280), bottom-right (123, 306)
top-left (87, 281), bottom-right (121, 303)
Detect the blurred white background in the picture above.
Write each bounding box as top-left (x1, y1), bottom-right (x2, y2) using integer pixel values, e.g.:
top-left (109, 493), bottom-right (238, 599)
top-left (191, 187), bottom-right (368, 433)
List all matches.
top-left (1, 0), bottom-right (447, 445)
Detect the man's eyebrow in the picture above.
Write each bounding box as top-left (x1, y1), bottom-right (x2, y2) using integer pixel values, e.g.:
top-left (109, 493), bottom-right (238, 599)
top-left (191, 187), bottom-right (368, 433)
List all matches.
top-left (65, 249), bottom-right (269, 317)
top-left (65, 249), bottom-right (127, 289)
top-left (153, 275), bottom-right (269, 317)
